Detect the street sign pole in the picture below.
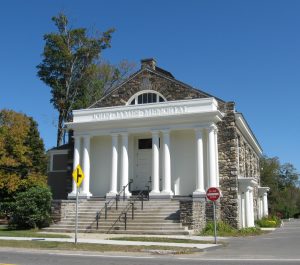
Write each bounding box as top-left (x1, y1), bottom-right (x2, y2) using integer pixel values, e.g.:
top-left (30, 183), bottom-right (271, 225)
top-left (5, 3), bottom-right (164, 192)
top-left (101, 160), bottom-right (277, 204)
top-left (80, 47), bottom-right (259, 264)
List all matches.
top-left (75, 186), bottom-right (78, 245)
top-left (72, 164), bottom-right (85, 246)
top-left (213, 201), bottom-right (217, 244)
top-left (206, 187), bottom-right (220, 245)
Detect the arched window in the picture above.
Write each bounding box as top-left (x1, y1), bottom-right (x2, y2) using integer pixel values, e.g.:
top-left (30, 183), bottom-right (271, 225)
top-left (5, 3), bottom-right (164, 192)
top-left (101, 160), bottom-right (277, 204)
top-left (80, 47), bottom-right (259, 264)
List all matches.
top-left (127, 91), bottom-right (166, 105)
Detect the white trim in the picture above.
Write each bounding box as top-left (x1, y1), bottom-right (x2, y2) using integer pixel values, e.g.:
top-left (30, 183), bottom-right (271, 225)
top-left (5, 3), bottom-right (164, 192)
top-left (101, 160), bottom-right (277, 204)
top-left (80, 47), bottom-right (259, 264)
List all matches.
top-left (48, 150), bottom-right (69, 173)
top-left (235, 113), bottom-right (262, 155)
top-left (126, 90), bottom-right (167, 105)
top-left (66, 98), bottom-right (223, 133)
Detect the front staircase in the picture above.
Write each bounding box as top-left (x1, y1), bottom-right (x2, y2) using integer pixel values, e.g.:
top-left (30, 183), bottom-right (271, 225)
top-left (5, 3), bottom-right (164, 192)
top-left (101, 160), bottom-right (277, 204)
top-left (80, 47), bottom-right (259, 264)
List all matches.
top-left (44, 199), bottom-right (190, 235)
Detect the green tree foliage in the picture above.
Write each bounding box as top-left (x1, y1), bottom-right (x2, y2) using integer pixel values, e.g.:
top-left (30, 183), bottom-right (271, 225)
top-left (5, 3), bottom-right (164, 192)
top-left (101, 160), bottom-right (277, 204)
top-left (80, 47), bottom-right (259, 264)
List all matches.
top-left (37, 13), bottom-right (115, 146)
top-left (260, 156), bottom-right (300, 218)
top-left (9, 186), bottom-right (52, 229)
top-left (0, 110), bottom-right (48, 220)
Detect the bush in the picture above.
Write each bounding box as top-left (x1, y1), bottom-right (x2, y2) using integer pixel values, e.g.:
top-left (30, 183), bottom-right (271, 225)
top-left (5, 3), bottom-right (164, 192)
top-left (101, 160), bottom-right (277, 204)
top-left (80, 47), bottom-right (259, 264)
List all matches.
top-left (201, 221), bottom-right (263, 237)
top-left (256, 216), bottom-right (281, 228)
top-left (9, 186), bottom-right (52, 229)
top-left (201, 221), bottom-right (236, 236)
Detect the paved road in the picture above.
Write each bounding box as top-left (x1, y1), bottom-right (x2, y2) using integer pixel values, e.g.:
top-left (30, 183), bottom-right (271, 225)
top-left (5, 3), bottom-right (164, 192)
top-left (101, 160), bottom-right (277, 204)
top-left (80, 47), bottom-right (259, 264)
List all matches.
top-left (0, 219), bottom-right (299, 265)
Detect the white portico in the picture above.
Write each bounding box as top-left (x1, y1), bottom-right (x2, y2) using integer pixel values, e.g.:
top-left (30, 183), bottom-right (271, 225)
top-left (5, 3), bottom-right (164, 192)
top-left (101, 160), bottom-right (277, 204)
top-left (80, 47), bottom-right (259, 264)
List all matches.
top-left (66, 96), bottom-right (223, 199)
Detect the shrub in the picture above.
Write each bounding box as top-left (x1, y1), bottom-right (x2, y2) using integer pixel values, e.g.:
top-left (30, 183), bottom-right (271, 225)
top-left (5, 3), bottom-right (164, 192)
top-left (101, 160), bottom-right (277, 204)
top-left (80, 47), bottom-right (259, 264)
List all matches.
top-left (201, 221), bottom-right (263, 237)
top-left (256, 216), bottom-right (281, 228)
top-left (9, 186), bottom-right (52, 229)
top-left (201, 221), bottom-right (236, 236)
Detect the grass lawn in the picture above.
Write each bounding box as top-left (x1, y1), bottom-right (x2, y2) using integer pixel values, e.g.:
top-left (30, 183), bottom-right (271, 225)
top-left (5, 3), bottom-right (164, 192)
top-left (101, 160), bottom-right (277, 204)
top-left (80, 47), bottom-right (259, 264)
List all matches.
top-left (0, 240), bottom-right (197, 254)
top-left (110, 237), bottom-right (215, 244)
top-left (0, 226), bottom-right (70, 238)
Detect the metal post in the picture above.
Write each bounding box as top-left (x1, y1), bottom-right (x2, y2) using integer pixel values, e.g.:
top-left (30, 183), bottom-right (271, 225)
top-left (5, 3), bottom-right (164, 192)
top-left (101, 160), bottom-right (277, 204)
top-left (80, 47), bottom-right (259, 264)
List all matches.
top-left (131, 202), bottom-right (134, 219)
top-left (96, 212), bottom-right (99, 230)
top-left (123, 186), bottom-right (125, 201)
top-left (124, 212), bottom-right (127, 230)
top-left (116, 195), bottom-right (119, 210)
top-left (213, 201), bottom-right (217, 244)
top-left (147, 185), bottom-right (150, 200)
top-left (75, 187), bottom-right (79, 245)
top-left (141, 195), bottom-right (144, 210)
top-left (105, 202), bottom-right (108, 219)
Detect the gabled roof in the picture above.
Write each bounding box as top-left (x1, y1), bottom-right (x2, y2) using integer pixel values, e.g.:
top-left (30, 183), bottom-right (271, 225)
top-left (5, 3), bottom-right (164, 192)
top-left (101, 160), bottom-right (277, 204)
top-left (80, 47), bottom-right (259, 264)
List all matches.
top-left (89, 63), bottom-right (225, 109)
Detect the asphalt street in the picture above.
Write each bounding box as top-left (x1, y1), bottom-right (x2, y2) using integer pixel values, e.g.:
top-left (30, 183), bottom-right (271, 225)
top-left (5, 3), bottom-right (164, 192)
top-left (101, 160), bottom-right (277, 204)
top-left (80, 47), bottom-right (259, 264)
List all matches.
top-left (0, 219), bottom-right (299, 265)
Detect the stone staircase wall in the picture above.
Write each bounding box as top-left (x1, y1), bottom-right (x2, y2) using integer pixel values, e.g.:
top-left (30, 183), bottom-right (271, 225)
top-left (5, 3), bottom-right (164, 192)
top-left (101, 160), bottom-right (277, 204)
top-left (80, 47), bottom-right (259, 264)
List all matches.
top-left (46, 199), bottom-right (191, 235)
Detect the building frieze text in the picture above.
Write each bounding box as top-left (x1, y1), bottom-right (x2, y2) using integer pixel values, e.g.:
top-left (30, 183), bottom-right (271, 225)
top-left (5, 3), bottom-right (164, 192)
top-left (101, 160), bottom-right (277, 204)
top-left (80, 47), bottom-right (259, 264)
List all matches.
top-left (92, 106), bottom-right (188, 121)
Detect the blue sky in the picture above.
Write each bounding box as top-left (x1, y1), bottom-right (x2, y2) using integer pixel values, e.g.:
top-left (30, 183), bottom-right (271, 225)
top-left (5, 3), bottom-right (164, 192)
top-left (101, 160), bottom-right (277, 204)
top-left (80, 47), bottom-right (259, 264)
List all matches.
top-left (0, 0), bottom-right (299, 171)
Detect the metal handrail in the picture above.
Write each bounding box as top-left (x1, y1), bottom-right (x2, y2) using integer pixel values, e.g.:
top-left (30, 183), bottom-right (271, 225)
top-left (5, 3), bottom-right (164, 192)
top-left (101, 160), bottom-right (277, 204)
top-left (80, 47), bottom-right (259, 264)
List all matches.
top-left (107, 190), bottom-right (144, 233)
top-left (95, 179), bottom-right (132, 229)
top-left (106, 185), bottom-right (149, 233)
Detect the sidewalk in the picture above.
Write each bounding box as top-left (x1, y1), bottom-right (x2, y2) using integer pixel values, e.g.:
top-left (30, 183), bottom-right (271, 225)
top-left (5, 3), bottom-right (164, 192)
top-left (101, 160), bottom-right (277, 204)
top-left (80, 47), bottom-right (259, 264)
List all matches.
top-left (0, 233), bottom-right (224, 250)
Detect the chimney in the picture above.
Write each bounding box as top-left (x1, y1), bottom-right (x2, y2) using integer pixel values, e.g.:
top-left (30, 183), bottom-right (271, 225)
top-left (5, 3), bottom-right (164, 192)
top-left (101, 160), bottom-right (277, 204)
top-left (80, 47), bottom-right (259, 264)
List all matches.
top-left (141, 58), bottom-right (156, 70)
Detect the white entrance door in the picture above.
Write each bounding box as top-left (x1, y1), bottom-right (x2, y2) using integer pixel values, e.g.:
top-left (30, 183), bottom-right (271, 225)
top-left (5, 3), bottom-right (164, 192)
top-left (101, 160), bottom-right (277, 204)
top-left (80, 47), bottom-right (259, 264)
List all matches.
top-left (133, 139), bottom-right (152, 191)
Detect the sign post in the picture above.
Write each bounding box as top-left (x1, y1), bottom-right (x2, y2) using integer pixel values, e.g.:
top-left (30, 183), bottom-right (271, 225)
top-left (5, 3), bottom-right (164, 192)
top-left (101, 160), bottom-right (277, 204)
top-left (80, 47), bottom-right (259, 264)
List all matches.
top-left (72, 164), bottom-right (85, 245)
top-left (206, 187), bottom-right (220, 244)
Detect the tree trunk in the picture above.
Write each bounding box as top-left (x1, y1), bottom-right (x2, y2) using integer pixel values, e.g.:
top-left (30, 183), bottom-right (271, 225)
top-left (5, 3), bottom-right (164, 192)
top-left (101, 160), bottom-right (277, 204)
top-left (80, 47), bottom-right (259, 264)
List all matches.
top-left (57, 112), bottom-right (64, 147)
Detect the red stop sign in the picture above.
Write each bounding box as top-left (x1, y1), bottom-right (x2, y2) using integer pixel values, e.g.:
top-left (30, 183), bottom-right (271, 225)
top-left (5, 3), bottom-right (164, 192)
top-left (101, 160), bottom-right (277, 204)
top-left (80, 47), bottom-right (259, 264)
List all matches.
top-left (206, 187), bottom-right (220, 201)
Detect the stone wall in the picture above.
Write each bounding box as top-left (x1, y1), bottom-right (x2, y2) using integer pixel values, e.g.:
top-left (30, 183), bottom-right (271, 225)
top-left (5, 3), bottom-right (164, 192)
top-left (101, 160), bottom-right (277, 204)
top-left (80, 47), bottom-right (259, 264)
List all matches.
top-left (91, 68), bottom-right (225, 109)
top-left (51, 200), bottom-right (76, 223)
top-left (217, 102), bottom-right (240, 228)
top-left (205, 200), bottom-right (221, 222)
top-left (179, 198), bottom-right (206, 231)
top-left (236, 126), bottom-right (261, 220)
top-left (217, 102), bottom-right (261, 227)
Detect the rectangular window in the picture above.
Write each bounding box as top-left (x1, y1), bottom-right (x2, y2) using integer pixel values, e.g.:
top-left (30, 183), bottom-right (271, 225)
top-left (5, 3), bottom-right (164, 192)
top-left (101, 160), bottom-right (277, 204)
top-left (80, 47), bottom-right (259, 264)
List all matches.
top-left (52, 154), bottom-right (68, 171)
top-left (138, 138), bottom-right (152, 149)
top-left (143, 93), bottom-right (148, 103)
top-left (138, 95), bottom-right (143, 104)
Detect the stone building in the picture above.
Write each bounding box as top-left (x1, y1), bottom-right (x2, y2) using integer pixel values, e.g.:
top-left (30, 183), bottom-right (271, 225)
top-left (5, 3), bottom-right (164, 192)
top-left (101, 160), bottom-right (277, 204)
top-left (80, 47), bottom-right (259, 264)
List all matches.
top-left (47, 58), bottom-right (269, 231)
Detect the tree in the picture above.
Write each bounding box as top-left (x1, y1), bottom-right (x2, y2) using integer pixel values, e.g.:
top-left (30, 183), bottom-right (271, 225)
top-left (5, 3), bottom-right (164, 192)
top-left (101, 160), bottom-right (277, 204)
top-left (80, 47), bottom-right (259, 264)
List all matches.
top-left (37, 13), bottom-right (114, 146)
top-left (260, 156), bottom-right (300, 218)
top-left (0, 109), bottom-right (47, 198)
top-left (75, 59), bottom-right (136, 109)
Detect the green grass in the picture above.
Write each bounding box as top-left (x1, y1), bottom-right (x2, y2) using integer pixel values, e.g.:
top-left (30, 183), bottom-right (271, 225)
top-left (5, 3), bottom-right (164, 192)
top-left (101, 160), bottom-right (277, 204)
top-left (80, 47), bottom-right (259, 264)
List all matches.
top-left (110, 236), bottom-right (214, 244)
top-left (0, 226), bottom-right (70, 238)
top-left (200, 221), bottom-right (264, 237)
top-left (0, 240), bottom-right (197, 254)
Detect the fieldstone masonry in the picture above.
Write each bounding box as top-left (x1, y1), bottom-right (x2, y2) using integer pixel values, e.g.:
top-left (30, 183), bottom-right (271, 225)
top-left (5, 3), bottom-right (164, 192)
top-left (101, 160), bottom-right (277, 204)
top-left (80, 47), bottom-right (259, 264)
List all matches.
top-left (180, 198), bottom-right (206, 231)
top-left (51, 200), bottom-right (76, 223)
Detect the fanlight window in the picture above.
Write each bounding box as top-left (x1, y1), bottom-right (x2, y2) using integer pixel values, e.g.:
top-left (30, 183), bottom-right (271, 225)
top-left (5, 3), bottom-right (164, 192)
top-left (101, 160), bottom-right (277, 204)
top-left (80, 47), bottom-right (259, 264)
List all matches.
top-left (128, 92), bottom-right (166, 105)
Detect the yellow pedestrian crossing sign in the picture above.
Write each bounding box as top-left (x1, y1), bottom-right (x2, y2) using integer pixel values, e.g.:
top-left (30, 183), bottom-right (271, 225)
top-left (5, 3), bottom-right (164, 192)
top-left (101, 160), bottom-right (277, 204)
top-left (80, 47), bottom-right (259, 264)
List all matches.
top-left (72, 164), bottom-right (85, 187)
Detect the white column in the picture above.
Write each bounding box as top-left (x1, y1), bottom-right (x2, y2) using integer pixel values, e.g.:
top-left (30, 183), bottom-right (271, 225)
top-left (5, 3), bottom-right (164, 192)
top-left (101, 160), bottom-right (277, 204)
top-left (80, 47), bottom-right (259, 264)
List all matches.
top-left (81, 135), bottom-right (92, 197)
top-left (249, 188), bottom-right (255, 227)
top-left (245, 187), bottom-right (255, 227)
top-left (263, 192), bottom-right (268, 217)
top-left (208, 125), bottom-right (217, 187)
top-left (68, 136), bottom-right (81, 198)
top-left (121, 133), bottom-right (131, 197)
top-left (241, 193), bottom-right (246, 228)
top-left (193, 128), bottom-right (205, 196)
top-left (150, 131), bottom-right (160, 196)
top-left (214, 128), bottom-right (220, 187)
top-left (107, 134), bottom-right (118, 197)
top-left (245, 188), bottom-right (251, 227)
top-left (259, 197), bottom-right (263, 219)
top-left (161, 130), bottom-right (173, 196)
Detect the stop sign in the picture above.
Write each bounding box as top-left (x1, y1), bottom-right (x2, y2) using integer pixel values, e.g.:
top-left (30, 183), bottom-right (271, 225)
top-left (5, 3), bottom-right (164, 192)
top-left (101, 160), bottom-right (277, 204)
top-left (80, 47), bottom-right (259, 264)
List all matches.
top-left (206, 187), bottom-right (220, 201)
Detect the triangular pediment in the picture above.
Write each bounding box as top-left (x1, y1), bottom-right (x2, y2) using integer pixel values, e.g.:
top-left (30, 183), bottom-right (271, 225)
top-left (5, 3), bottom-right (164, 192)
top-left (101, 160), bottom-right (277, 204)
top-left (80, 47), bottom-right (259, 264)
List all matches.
top-left (89, 64), bottom-right (225, 109)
